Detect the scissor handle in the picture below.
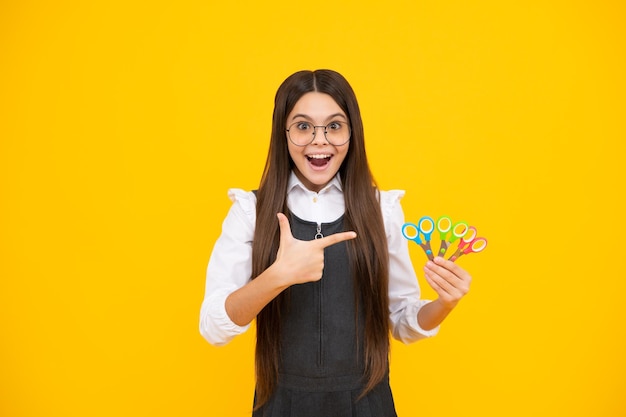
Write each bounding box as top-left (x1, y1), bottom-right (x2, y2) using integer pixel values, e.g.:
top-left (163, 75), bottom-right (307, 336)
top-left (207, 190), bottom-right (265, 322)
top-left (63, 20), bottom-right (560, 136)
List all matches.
top-left (449, 221), bottom-right (469, 244)
top-left (452, 232), bottom-right (488, 261)
top-left (460, 226), bottom-right (477, 244)
top-left (418, 216), bottom-right (435, 241)
top-left (436, 216), bottom-right (452, 241)
top-left (401, 222), bottom-right (422, 244)
top-left (449, 226), bottom-right (475, 262)
top-left (462, 237), bottom-right (488, 255)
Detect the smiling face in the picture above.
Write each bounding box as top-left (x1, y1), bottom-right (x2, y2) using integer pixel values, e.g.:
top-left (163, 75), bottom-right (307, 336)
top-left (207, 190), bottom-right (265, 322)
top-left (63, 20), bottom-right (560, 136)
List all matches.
top-left (286, 92), bottom-right (350, 193)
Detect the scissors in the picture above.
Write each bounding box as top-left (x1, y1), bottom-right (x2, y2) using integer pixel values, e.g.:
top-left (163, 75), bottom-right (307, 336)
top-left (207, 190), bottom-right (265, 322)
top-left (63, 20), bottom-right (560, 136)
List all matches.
top-left (447, 226), bottom-right (488, 262)
top-left (402, 216), bottom-right (436, 260)
top-left (436, 216), bottom-right (470, 258)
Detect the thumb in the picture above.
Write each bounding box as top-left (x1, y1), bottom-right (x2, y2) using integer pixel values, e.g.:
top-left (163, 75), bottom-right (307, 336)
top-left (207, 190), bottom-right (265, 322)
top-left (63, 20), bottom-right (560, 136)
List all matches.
top-left (276, 213), bottom-right (294, 243)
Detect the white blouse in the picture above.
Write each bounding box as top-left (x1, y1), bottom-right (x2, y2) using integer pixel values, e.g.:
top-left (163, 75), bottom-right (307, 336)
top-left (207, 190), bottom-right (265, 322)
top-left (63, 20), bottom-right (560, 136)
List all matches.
top-left (199, 172), bottom-right (439, 346)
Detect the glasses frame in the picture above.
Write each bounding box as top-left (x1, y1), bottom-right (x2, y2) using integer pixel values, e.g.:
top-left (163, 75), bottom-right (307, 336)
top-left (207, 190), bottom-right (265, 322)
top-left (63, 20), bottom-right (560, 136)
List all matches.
top-left (286, 121), bottom-right (351, 147)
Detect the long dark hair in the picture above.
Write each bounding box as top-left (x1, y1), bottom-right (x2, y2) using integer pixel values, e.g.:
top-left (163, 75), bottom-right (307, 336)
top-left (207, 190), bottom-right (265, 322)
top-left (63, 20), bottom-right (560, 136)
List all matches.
top-left (252, 69), bottom-right (390, 407)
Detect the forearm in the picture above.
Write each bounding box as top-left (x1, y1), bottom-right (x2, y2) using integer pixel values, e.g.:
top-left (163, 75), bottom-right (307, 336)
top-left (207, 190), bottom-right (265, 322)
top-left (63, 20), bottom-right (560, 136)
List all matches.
top-left (417, 298), bottom-right (456, 331)
top-left (225, 213), bottom-right (356, 327)
top-left (224, 263), bottom-right (290, 326)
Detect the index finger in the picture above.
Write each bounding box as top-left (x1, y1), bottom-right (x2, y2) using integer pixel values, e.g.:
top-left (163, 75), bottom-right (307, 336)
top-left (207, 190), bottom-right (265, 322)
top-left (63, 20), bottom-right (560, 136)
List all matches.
top-left (316, 231), bottom-right (357, 248)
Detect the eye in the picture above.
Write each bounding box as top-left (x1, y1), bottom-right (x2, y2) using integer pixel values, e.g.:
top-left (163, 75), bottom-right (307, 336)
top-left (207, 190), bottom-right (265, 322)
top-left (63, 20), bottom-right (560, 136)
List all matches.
top-left (327, 121), bottom-right (343, 130)
top-left (296, 122), bottom-right (312, 131)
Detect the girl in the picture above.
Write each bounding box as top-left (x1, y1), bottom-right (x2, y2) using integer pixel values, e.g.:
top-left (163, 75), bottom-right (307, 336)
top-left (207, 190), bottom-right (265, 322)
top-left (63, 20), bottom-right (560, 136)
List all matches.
top-left (199, 69), bottom-right (472, 416)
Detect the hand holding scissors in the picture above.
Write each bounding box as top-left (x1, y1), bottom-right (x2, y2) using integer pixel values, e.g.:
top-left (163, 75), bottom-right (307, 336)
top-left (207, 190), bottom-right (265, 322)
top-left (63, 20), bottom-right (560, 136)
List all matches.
top-left (447, 226), bottom-right (488, 262)
top-left (402, 216), bottom-right (436, 260)
top-left (436, 216), bottom-right (469, 258)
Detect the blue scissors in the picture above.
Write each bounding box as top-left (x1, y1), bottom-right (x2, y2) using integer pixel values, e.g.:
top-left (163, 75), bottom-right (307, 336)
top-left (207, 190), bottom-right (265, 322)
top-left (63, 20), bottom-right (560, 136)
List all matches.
top-left (402, 216), bottom-right (436, 260)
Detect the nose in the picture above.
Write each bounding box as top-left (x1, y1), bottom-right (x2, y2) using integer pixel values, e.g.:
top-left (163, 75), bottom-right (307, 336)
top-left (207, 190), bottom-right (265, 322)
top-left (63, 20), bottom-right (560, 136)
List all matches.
top-left (311, 125), bottom-right (329, 145)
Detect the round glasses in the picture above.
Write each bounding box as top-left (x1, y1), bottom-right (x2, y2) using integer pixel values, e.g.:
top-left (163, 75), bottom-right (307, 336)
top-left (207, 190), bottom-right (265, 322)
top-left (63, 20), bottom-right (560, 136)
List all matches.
top-left (286, 121), bottom-right (351, 146)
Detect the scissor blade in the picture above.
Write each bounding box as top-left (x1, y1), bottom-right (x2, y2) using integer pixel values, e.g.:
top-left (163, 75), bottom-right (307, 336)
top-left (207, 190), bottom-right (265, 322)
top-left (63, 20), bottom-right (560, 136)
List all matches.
top-left (437, 241), bottom-right (450, 257)
top-left (448, 248), bottom-right (463, 262)
top-left (420, 243), bottom-right (434, 261)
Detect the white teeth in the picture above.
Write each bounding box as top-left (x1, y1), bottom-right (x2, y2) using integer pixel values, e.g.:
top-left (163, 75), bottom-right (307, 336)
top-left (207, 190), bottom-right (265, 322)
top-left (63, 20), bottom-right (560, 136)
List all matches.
top-left (308, 154), bottom-right (331, 159)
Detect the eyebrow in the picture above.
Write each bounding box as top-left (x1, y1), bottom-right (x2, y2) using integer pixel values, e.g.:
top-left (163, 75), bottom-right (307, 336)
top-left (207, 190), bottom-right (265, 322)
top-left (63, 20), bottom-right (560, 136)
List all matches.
top-left (290, 113), bottom-right (348, 122)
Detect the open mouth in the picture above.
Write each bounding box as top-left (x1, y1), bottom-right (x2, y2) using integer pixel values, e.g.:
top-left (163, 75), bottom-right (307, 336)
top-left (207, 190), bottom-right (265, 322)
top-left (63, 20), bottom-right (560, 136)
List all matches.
top-left (307, 154), bottom-right (332, 168)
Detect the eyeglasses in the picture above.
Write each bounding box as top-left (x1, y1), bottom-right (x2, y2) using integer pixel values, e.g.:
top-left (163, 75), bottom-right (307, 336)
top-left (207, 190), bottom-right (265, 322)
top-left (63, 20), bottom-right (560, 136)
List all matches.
top-left (286, 121), bottom-right (351, 146)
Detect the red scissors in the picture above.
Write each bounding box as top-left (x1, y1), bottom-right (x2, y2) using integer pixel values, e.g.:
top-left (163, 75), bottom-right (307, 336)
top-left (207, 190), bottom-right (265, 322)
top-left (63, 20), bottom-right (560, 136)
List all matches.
top-left (447, 226), bottom-right (488, 262)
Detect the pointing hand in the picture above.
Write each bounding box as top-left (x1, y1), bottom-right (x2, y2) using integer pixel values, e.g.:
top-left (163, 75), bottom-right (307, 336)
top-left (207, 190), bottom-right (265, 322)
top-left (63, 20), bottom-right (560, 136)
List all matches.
top-left (274, 213), bottom-right (357, 285)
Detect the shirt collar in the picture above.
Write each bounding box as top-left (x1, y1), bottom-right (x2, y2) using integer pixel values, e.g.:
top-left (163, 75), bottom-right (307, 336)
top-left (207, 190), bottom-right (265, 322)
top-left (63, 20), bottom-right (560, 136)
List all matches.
top-left (287, 171), bottom-right (343, 194)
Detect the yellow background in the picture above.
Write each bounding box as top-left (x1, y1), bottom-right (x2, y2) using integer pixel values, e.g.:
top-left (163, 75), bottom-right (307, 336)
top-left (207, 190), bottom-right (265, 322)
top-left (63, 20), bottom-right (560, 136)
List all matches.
top-left (1, 1), bottom-right (625, 416)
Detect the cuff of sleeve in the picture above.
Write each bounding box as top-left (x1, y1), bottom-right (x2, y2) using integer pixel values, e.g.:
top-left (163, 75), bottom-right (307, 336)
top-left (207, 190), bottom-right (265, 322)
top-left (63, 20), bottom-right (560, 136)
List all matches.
top-left (408, 302), bottom-right (440, 337)
top-left (393, 301), bottom-right (440, 344)
top-left (200, 292), bottom-right (250, 346)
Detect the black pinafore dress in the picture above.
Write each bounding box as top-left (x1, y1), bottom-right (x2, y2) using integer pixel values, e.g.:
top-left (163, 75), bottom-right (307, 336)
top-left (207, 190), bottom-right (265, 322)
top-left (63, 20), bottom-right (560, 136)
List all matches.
top-left (253, 213), bottom-right (397, 417)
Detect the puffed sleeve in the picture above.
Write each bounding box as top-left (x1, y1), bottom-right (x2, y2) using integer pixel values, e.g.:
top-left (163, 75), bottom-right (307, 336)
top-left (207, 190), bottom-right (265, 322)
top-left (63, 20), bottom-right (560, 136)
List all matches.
top-left (380, 190), bottom-right (440, 344)
top-left (199, 189), bottom-right (256, 346)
